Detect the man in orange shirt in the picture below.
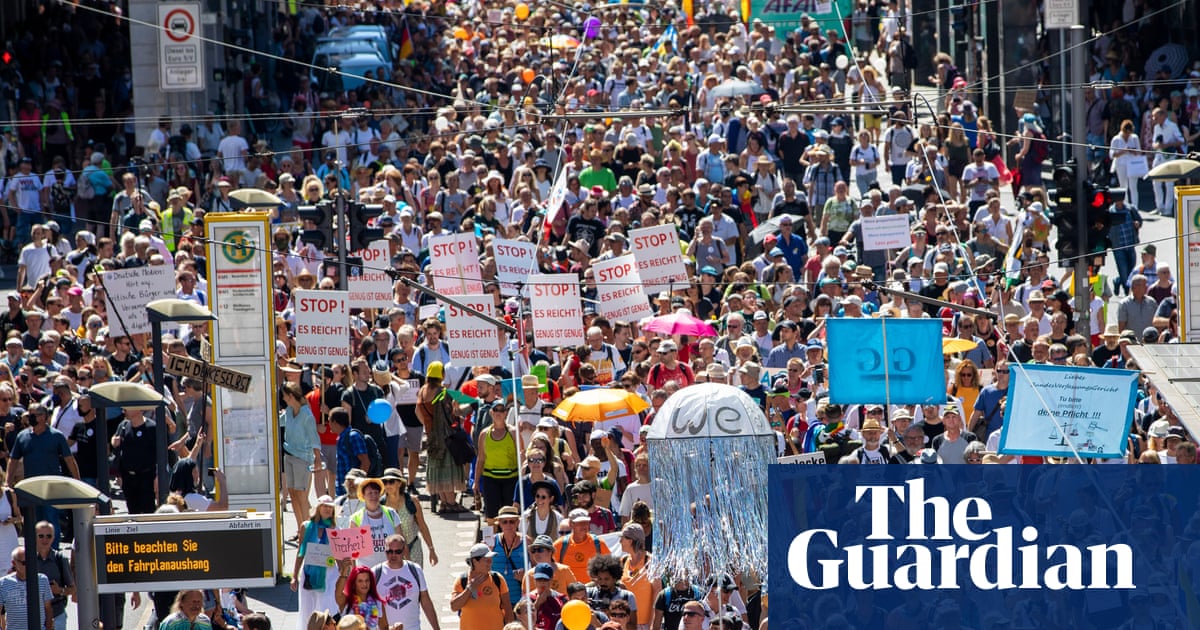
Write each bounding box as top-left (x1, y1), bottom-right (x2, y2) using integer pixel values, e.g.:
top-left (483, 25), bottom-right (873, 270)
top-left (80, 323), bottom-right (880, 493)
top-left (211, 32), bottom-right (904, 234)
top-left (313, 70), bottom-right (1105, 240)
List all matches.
top-left (525, 535), bottom-right (573, 594)
top-left (450, 543), bottom-right (514, 630)
top-left (553, 509), bottom-right (611, 583)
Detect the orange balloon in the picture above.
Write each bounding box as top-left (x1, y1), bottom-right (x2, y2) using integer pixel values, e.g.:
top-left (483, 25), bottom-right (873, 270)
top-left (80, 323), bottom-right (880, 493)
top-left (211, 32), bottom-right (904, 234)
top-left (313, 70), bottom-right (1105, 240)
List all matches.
top-left (515, 3), bottom-right (530, 20)
top-left (521, 68), bottom-right (536, 84)
top-left (453, 27), bottom-right (469, 40)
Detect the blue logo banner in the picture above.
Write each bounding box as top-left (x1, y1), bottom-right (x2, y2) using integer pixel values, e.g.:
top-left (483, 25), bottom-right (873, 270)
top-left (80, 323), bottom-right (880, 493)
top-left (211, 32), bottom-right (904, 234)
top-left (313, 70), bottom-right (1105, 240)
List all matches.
top-left (768, 465), bottom-right (1200, 630)
top-left (826, 318), bottom-right (945, 405)
top-left (999, 364), bottom-right (1139, 458)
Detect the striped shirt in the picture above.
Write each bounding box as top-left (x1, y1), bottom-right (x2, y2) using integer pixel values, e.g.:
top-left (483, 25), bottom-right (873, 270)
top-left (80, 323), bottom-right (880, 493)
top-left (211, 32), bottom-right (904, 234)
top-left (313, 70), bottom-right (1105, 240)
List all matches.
top-left (0, 572), bottom-right (52, 630)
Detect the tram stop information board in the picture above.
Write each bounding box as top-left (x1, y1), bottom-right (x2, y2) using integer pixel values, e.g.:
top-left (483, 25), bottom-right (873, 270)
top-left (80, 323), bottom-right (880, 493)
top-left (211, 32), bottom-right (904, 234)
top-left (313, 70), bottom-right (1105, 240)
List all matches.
top-left (94, 511), bottom-right (276, 593)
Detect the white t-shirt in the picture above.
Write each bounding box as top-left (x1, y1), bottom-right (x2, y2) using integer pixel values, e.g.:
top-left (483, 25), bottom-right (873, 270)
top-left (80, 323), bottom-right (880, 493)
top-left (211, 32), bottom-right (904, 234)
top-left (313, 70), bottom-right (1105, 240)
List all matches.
top-left (18, 243), bottom-right (54, 285)
top-left (375, 561), bottom-right (427, 630)
top-left (961, 162), bottom-right (1000, 201)
top-left (617, 481), bottom-right (652, 518)
top-left (217, 134), bottom-right (250, 174)
top-left (358, 509), bottom-right (398, 568)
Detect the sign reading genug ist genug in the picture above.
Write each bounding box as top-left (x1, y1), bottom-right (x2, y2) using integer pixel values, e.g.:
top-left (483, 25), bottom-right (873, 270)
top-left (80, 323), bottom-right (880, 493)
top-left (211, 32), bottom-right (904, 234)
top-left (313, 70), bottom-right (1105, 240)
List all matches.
top-left (94, 512), bottom-right (275, 593)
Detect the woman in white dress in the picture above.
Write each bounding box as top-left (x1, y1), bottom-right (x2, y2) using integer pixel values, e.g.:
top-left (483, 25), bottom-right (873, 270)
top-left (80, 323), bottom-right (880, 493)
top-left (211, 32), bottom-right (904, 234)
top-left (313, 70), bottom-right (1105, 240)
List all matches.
top-left (1110, 119), bottom-right (1143, 210)
top-left (291, 497), bottom-right (340, 630)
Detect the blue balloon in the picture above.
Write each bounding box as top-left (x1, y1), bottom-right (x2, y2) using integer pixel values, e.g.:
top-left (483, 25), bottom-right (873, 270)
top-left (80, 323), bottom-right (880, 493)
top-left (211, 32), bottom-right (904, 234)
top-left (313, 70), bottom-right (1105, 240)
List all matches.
top-left (367, 399), bottom-right (391, 425)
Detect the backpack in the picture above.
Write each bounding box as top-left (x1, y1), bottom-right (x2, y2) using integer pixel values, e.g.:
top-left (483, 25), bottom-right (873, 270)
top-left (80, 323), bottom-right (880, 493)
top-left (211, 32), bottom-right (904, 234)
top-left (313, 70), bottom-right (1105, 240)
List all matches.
top-left (942, 64), bottom-right (959, 87)
top-left (375, 561), bottom-right (424, 594)
top-left (457, 571), bottom-right (505, 614)
top-left (557, 535), bottom-right (603, 563)
top-left (50, 183), bottom-right (72, 216)
top-left (1030, 134), bottom-right (1049, 164)
top-left (76, 169), bottom-right (96, 200)
top-left (362, 432), bottom-right (384, 477)
top-left (661, 584), bottom-right (704, 611)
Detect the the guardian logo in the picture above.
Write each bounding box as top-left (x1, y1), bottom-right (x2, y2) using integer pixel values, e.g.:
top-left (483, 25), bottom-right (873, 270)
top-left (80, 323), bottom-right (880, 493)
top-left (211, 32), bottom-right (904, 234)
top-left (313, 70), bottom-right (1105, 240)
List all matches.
top-left (786, 479), bottom-right (1135, 590)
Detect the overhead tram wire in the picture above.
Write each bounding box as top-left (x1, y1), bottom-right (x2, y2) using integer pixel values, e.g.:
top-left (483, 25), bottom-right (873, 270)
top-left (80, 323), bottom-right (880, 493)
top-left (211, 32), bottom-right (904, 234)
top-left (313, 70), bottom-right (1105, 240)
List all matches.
top-left (16, 198), bottom-right (1200, 295)
top-left (62, 0), bottom-right (529, 118)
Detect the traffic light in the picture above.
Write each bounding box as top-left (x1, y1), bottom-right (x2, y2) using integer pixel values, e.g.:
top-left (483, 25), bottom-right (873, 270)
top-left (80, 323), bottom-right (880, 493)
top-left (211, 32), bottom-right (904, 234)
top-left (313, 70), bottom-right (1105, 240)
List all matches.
top-left (1, 51), bottom-right (12, 65)
top-left (1084, 184), bottom-right (1113, 254)
top-left (297, 201), bottom-right (332, 249)
top-left (1050, 164), bottom-right (1078, 260)
top-left (347, 202), bottom-right (384, 252)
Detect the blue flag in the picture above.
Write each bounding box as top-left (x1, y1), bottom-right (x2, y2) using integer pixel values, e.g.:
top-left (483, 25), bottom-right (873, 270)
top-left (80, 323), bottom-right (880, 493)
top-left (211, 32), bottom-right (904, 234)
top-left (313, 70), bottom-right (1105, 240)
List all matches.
top-left (826, 318), bottom-right (945, 405)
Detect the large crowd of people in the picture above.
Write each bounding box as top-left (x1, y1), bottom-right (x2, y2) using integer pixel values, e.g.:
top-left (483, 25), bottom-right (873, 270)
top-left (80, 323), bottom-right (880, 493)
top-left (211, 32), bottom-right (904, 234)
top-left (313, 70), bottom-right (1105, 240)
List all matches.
top-left (0, 0), bottom-right (1197, 629)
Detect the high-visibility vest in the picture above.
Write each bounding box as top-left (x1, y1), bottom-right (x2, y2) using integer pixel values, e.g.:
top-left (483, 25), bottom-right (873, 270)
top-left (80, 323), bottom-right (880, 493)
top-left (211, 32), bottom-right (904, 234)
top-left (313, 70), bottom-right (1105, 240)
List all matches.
top-left (41, 112), bottom-right (74, 143)
top-left (159, 206), bottom-right (194, 253)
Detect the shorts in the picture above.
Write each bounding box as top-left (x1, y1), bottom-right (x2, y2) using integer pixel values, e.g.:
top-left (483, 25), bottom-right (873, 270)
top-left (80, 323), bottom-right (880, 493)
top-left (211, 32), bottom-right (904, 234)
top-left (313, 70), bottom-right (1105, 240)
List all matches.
top-left (864, 113), bottom-right (881, 129)
top-left (320, 444), bottom-right (338, 472)
top-left (399, 425), bottom-right (424, 453)
top-left (283, 454), bottom-right (311, 491)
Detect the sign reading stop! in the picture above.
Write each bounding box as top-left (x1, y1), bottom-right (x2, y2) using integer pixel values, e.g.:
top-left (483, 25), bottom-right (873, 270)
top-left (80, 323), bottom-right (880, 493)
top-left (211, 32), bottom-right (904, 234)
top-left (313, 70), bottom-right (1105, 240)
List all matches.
top-left (446, 294), bottom-right (501, 367)
top-left (529, 274), bottom-right (584, 347)
top-left (293, 289), bottom-right (350, 364)
top-left (630, 224), bottom-right (687, 294)
top-left (429, 233), bottom-right (483, 296)
top-left (493, 238), bottom-right (536, 297)
top-left (348, 240), bottom-right (393, 308)
top-left (592, 255), bottom-right (654, 323)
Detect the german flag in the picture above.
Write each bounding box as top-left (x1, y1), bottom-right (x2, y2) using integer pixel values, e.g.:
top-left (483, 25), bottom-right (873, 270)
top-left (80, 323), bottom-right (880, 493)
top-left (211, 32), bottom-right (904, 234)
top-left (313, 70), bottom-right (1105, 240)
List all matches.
top-left (398, 18), bottom-right (413, 60)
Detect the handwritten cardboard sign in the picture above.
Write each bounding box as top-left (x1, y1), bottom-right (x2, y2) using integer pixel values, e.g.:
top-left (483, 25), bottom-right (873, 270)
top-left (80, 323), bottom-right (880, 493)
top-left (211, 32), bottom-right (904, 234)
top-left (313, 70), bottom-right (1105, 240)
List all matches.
top-left (103, 265), bottom-right (176, 336)
top-left (328, 527), bottom-right (371, 560)
top-left (302, 542), bottom-right (334, 567)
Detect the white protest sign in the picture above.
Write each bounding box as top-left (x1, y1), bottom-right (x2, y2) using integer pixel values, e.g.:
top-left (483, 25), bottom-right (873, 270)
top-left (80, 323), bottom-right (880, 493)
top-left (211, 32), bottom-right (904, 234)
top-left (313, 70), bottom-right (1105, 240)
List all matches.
top-left (428, 233), bottom-right (483, 296)
top-left (302, 543), bottom-right (333, 567)
top-left (445, 294), bottom-right (501, 367)
top-left (861, 214), bottom-right (913, 251)
top-left (630, 224), bottom-right (688, 294)
top-left (528, 274), bottom-right (585, 347)
top-left (395, 378), bottom-right (420, 405)
top-left (103, 265), bottom-right (176, 337)
top-left (493, 238), bottom-right (536, 297)
top-left (997, 364), bottom-right (1137, 459)
top-left (418, 303), bottom-right (440, 321)
top-left (778, 452), bottom-right (827, 464)
top-left (592, 255), bottom-right (654, 323)
top-left (293, 290), bottom-right (350, 364)
top-left (347, 240), bottom-right (393, 308)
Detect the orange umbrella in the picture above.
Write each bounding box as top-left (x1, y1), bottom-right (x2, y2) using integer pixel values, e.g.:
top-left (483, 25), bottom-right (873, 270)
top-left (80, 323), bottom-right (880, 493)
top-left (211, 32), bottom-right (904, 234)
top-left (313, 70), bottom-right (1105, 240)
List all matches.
top-left (552, 388), bottom-right (649, 423)
top-left (942, 337), bottom-right (978, 354)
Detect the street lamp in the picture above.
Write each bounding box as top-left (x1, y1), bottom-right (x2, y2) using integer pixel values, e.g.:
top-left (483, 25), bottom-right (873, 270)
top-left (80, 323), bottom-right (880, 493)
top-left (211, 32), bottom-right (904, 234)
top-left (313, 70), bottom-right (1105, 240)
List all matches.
top-left (146, 299), bottom-right (216, 505)
top-left (87, 380), bottom-right (168, 630)
top-left (1146, 157), bottom-right (1200, 181)
top-left (228, 187), bottom-right (284, 211)
top-left (14, 477), bottom-right (108, 630)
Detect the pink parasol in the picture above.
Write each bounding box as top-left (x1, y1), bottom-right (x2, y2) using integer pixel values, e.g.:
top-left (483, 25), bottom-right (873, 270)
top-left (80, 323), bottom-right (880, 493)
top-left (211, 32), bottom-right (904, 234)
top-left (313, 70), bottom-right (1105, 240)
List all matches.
top-left (642, 311), bottom-right (718, 337)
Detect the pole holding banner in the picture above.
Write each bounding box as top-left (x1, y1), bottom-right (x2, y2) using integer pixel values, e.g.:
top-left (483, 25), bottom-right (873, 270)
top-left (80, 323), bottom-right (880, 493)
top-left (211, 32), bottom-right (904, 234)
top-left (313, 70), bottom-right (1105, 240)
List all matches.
top-left (399, 278), bottom-right (516, 336)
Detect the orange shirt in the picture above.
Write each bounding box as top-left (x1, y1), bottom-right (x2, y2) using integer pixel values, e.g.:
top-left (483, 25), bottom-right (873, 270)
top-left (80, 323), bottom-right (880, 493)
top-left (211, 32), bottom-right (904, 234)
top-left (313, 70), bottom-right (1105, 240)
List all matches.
top-left (520, 562), bottom-right (574, 595)
top-left (452, 571), bottom-right (510, 630)
top-left (622, 553), bottom-right (656, 626)
top-left (554, 534), bottom-right (611, 583)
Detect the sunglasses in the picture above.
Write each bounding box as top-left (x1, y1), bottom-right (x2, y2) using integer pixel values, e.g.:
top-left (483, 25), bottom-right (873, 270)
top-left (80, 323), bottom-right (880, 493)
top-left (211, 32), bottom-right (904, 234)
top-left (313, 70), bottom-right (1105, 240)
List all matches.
top-left (529, 458), bottom-right (545, 464)
top-left (683, 611), bottom-right (705, 618)
top-left (385, 548), bottom-right (406, 554)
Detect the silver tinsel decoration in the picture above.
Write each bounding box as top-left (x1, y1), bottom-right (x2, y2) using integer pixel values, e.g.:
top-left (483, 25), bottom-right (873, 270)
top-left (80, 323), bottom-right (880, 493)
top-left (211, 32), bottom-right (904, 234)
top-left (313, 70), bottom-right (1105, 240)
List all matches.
top-left (645, 384), bottom-right (775, 583)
